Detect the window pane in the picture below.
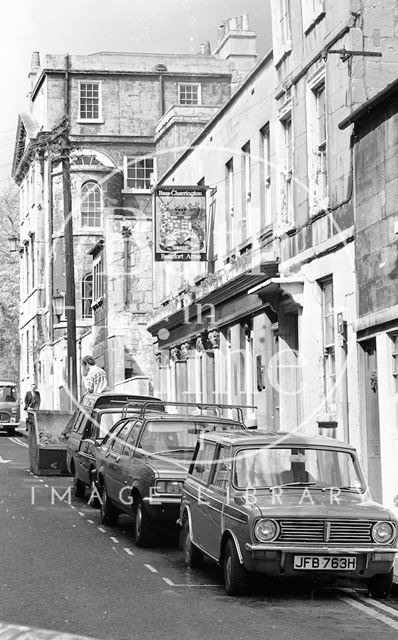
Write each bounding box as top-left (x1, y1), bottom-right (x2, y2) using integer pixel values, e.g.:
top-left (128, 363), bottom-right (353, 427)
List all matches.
top-left (126, 157), bottom-right (154, 190)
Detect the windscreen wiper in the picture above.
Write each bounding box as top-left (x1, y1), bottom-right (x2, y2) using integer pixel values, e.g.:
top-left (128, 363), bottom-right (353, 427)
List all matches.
top-left (266, 481), bottom-right (317, 490)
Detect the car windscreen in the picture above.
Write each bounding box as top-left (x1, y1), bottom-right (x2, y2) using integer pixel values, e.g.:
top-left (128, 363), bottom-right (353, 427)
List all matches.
top-left (0, 385), bottom-right (17, 402)
top-left (139, 421), bottom-right (236, 455)
top-left (233, 447), bottom-right (365, 491)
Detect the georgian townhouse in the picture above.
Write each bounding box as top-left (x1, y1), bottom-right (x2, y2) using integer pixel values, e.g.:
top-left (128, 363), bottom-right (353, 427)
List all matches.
top-left (149, 0), bottom-right (398, 511)
top-left (12, 16), bottom-right (258, 409)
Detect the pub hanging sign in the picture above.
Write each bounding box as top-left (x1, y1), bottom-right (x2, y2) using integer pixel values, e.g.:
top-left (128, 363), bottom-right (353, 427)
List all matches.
top-left (154, 185), bottom-right (207, 261)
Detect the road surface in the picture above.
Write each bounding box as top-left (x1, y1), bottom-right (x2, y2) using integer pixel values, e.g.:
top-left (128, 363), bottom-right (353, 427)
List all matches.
top-left (1, 433), bottom-right (398, 640)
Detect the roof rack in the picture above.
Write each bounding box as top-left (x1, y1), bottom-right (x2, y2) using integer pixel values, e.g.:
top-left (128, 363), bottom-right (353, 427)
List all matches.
top-left (121, 399), bottom-right (166, 419)
top-left (131, 400), bottom-right (256, 424)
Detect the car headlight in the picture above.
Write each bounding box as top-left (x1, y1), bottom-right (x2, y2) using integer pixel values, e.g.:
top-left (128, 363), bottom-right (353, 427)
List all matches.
top-left (155, 480), bottom-right (183, 495)
top-left (254, 519), bottom-right (279, 542)
top-left (372, 521), bottom-right (395, 545)
top-left (11, 408), bottom-right (17, 414)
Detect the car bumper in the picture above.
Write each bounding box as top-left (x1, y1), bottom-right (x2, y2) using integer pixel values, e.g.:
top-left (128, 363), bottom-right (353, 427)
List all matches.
top-left (142, 496), bottom-right (181, 523)
top-left (0, 422), bottom-right (20, 430)
top-left (243, 544), bottom-right (397, 579)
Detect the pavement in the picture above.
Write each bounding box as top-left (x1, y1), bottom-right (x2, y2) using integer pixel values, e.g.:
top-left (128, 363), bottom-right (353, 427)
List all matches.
top-left (10, 426), bottom-right (398, 588)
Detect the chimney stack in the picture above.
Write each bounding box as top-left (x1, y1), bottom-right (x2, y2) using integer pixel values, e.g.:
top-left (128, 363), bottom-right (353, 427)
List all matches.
top-left (28, 51), bottom-right (41, 91)
top-left (213, 15), bottom-right (257, 86)
top-left (200, 41), bottom-right (211, 55)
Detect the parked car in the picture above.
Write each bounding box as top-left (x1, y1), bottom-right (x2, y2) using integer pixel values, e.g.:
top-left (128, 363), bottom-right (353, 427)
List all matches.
top-left (96, 412), bottom-right (246, 546)
top-left (66, 392), bottom-right (164, 500)
top-left (0, 380), bottom-right (20, 434)
top-left (180, 430), bottom-right (398, 598)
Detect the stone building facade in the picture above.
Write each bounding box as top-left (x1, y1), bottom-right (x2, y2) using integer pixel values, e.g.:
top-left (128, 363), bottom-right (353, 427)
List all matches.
top-left (12, 16), bottom-right (257, 409)
top-left (148, 0), bottom-right (398, 504)
top-left (339, 79), bottom-right (398, 514)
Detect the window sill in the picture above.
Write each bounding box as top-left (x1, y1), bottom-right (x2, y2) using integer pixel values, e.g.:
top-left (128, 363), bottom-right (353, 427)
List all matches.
top-left (274, 40), bottom-right (292, 68)
top-left (304, 8), bottom-right (326, 35)
top-left (77, 119), bottom-right (104, 124)
top-left (122, 189), bottom-right (152, 195)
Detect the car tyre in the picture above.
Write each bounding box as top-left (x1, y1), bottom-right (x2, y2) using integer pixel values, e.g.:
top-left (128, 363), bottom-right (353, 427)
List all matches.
top-left (134, 499), bottom-right (152, 547)
top-left (368, 569), bottom-right (393, 598)
top-left (100, 484), bottom-right (119, 526)
top-left (223, 538), bottom-right (249, 596)
top-left (73, 470), bottom-right (86, 499)
top-left (182, 517), bottom-right (203, 568)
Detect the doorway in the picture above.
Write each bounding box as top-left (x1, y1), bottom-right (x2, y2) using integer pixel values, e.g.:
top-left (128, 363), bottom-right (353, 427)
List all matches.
top-left (360, 338), bottom-right (382, 503)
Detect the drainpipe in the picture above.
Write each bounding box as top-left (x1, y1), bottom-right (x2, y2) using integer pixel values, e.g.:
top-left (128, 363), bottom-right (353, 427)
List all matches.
top-left (121, 225), bottom-right (132, 308)
top-left (47, 146), bottom-right (54, 342)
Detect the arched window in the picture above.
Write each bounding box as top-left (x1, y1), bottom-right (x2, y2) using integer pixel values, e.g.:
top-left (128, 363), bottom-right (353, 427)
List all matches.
top-left (82, 273), bottom-right (93, 318)
top-left (81, 181), bottom-right (102, 227)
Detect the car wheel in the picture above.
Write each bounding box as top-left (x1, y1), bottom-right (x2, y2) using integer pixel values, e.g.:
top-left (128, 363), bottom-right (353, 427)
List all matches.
top-left (73, 470), bottom-right (86, 499)
top-left (223, 538), bottom-right (249, 596)
top-left (368, 569), bottom-right (394, 598)
top-left (100, 484), bottom-right (119, 526)
top-left (182, 517), bottom-right (203, 568)
top-left (134, 499), bottom-right (152, 547)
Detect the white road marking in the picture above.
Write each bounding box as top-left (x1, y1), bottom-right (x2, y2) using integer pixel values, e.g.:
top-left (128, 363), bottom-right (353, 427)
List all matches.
top-left (144, 564), bottom-right (158, 573)
top-left (10, 437), bottom-right (28, 448)
top-left (98, 527), bottom-right (106, 533)
top-left (162, 577), bottom-right (175, 586)
top-left (87, 519), bottom-right (94, 524)
top-left (70, 505), bottom-right (76, 510)
top-left (124, 548), bottom-right (134, 556)
top-left (0, 456), bottom-right (12, 463)
top-left (77, 511), bottom-right (85, 517)
top-left (110, 536), bottom-right (119, 544)
top-left (169, 584), bottom-right (220, 588)
top-left (355, 594), bottom-right (398, 620)
top-left (339, 595), bottom-right (398, 631)
top-left (44, 484), bottom-right (49, 488)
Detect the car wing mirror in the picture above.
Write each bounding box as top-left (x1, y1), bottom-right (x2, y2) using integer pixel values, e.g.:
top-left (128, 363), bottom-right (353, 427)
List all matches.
top-left (195, 463), bottom-right (206, 474)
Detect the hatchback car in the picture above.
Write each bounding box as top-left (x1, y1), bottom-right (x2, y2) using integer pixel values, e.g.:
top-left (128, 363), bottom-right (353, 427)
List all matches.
top-left (180, 430), bottom-right (398, 598)
top-left (66, 392), bottom-right (164, 500)
top-left (96, 413), bottom-right (245, 546)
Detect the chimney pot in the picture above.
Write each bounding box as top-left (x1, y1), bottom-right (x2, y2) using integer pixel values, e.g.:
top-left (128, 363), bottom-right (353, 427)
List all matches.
top-left (200, 41), bottom-right (211, 55)
top-left (242, 14), bottom-right (249, 30)
top-left (229, 16), bottom-right (239, 31)
top-left (31, 51), bottom-right (40, 70)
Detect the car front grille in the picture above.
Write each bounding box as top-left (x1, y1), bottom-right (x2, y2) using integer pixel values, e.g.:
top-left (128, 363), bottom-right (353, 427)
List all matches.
top-left (277, 519), bottom-right (373, 544)
top-left (0, 412), bottom-right (11, 422)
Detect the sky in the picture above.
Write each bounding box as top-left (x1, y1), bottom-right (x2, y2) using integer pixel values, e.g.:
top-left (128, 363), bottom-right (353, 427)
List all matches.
top-left (0, 0), bottom-right (271, 186)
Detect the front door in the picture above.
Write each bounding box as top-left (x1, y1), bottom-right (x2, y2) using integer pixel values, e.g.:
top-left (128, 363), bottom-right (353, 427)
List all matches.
top-left (361, 338), bottom-right (382, 503)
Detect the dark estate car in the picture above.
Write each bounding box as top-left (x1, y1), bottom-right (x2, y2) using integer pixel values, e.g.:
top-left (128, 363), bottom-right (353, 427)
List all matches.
top-left (66, 392), bottom-right (164, 499)
top-left (96, 413), bottom-right (246, 546)
top-left (180, 430), bottom-right (398, 598)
